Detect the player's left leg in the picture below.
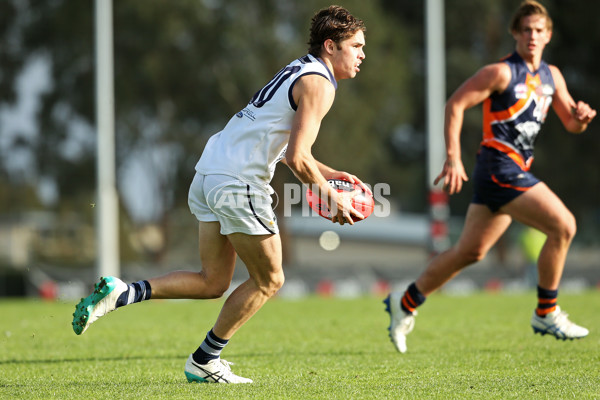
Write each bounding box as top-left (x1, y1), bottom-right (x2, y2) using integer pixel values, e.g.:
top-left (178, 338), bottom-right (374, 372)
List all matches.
top-left (185, 232), bottom-right (283, 384)
top-left (502, 182), bottom-right (588, 340)
top-left (212, 232), bottom-right (284, 339)
top-left (502, 182), bottom-right (575, 290)
top-left (185, 175), bottom-right (282, 383)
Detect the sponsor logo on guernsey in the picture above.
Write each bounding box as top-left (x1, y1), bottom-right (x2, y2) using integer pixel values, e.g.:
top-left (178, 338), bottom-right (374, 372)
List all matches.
top-left (514, 83), bottom-right (528, 99)
top-left (236, 107), bottom-right (256, 121)
top-left (536, 84), bottom-right (554, 97)
top-left (514, 121), bottom-right (541, 150)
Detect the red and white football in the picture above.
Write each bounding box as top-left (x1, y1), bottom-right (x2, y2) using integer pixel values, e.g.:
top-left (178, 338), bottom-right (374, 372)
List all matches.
top-left (306, 178), bottom-right (374, 222)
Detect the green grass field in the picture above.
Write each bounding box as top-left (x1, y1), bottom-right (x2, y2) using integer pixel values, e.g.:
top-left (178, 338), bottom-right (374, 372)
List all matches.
top-left (1, 291), bottom-right (599, 399)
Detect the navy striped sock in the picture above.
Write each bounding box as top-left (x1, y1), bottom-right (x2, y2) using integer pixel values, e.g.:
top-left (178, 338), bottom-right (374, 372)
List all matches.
top-left (400, 282), bottom-right (426, 314)
top-left (116, 280), bottom-right (152, 308)
top-left (536, 286), bottom-right (558, 317)
top-left (192, 329), bottom-right (229, 365)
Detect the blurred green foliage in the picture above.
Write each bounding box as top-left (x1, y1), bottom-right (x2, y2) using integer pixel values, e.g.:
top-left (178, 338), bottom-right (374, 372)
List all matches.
top-left (0, 0), bottom-right (598, 247)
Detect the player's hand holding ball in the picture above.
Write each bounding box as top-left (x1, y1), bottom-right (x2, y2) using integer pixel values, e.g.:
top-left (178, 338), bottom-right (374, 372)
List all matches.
top-left (332, 186), bottom-right (363, 225)
top-left (306, 176), bottom-right (374, 225)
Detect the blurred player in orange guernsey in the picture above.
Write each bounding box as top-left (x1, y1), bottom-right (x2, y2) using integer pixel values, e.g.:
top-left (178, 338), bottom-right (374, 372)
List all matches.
top-left (385, 0), bottom-right (596, 352)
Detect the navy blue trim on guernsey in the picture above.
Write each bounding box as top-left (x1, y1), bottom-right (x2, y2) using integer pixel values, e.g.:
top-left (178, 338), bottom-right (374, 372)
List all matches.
top-left (246, 185), bottom-right (276, 234)
top-left (288, 54), bottom-right (338, 111)
top-left (288, 72), bottom-right (330, 111)
top-left (299, 55), bottom-right (311, 64)
top-left (316, 56), bottom-right (337, 89)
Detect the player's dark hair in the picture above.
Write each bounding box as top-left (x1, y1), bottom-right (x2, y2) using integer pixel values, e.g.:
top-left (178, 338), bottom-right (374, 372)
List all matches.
top-left (308, 5), bottom-right (366, 57)
top-left (509, 0), bottom-right (553, 33)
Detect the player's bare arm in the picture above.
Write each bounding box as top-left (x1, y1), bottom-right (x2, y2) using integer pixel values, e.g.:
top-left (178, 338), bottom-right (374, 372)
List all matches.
top-left (280, 157), bottom-right (364, 189)
top-left (286, 74), bottom-right (362, 225)
top-left (436, 62), bottom-right (512, 194)
top-left (549, 65), bottom-right (596, 133)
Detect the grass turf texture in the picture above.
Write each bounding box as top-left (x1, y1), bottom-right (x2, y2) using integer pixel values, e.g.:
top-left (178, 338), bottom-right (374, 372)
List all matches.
top-left (1, 292), bottom-right (599, 399)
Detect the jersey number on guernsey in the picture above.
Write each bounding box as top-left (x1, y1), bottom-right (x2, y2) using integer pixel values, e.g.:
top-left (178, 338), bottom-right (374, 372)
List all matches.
top-left (250, 66), bottom-right (301, 108)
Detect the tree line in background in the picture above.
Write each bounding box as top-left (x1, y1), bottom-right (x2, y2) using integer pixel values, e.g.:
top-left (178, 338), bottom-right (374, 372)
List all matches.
top-left (1, 0), bottom-right (598, 265)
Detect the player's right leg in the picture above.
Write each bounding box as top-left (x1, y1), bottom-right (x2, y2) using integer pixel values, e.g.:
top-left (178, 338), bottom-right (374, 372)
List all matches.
top-left (383, 291), bottom-right (415, 353)
top-left (385, 204), bottom-right (512, 352)
top-left (147, 221), bottom-right (237, 300)
top-left (416, 204), bottom-right (512, 295)
top-left (73, 173), bottom-right (239, 335)
top-left (71, 221), bottom-right (236, 335)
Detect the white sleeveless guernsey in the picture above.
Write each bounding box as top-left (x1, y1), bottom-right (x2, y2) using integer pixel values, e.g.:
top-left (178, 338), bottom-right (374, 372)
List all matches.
top-left (195, 54), bottom-right (337, 191)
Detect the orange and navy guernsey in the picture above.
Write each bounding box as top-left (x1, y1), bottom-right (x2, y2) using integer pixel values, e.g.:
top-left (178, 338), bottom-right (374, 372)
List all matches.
top-left (472, 52), bottom-right (555, 212)
top-left (481, 51), bottom-right (555, 170)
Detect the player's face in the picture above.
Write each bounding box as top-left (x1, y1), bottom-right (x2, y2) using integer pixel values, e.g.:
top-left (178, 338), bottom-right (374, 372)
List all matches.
top-left (330, 30), bottom-right (365, 80)
top-left (513, 15), bottom-right (551, 60)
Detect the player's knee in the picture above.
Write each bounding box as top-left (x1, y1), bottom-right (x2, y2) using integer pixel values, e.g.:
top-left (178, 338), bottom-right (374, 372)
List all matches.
top-left (557, 213), bottom-right (577, 243)
top-left (266, 273), bottom-right (285, 297)
top-left (199, 274), bottom-right (230, 299)
top-left (206, 282), bottom-right (230, 299)
top-left (546, 212), bottom-right (577, 245)
top-left (257, 271), bottom-right (285, 298)
top-left (457, 247), bottom-right (487, 264)
top-left (564, 213), bottom-right (577, 241)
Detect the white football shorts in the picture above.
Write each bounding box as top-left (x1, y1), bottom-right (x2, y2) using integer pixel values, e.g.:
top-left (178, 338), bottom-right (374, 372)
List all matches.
top-left (188, 173), bottom-right (278, 236)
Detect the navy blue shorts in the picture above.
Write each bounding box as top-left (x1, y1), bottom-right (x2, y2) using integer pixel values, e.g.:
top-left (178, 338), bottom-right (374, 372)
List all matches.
top-left (472, 146), bottom-right (540, 212)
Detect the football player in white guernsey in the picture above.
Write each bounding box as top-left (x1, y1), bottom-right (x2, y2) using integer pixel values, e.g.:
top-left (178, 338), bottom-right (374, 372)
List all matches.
top-left (72, 6), bottom-right (367, 384)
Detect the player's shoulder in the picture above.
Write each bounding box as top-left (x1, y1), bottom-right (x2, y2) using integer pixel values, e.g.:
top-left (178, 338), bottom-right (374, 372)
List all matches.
top-left (475, 62), bottom-right (512, 91)
top-left (289, 54), bottom-right (337, 106)
top-left (294, 54), bottom-right (336, 84)
top-left (546, 63), bottom-right (566, 87)
top-left (546, 63), bottom-right (561, 76)
top-left (291, 54), bottom-right (326, 72)
top-left (481, 61), bottom-right (511, 76)
top-left (293, 56), bottom-right (335, 88)
top-left (294, 72), bottom-right (336, 99)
